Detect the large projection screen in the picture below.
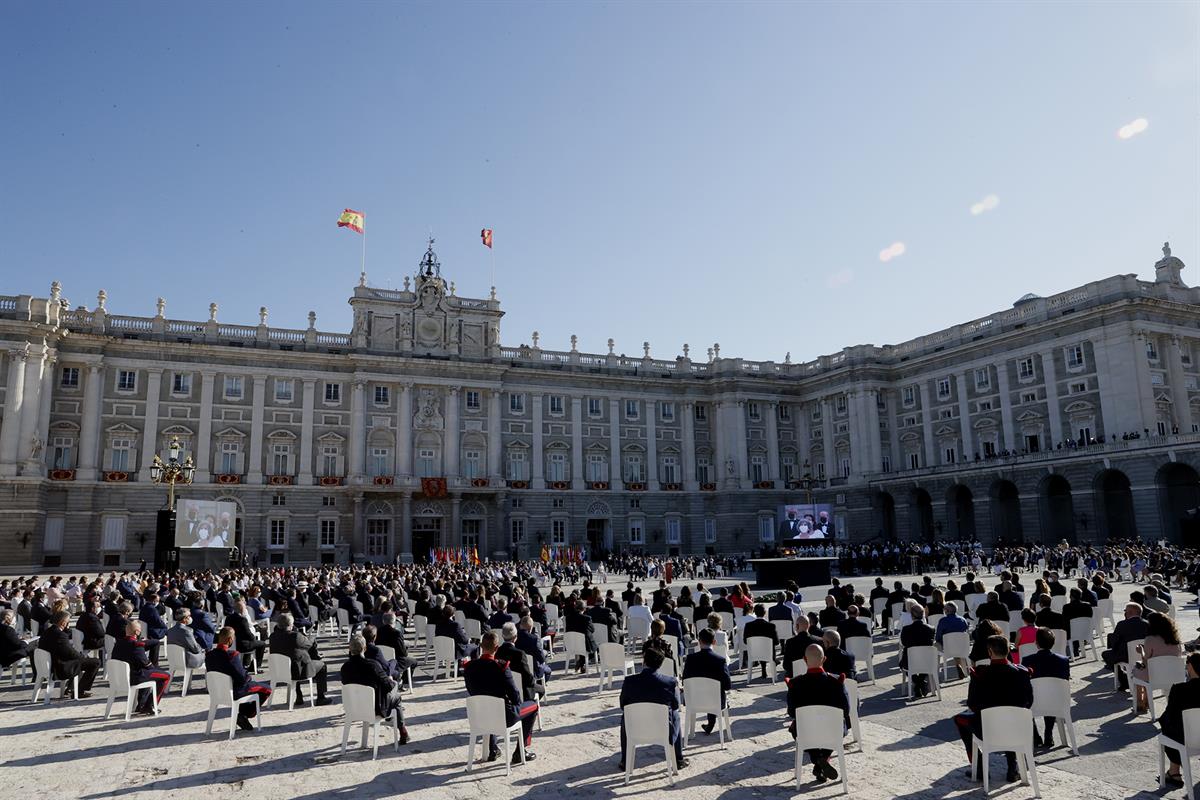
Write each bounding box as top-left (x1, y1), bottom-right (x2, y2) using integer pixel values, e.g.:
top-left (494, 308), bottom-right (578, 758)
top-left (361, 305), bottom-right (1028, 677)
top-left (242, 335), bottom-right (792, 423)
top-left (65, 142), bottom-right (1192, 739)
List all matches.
top-left (777, 503), bottom-right (835, 540)
top-left (176, 499), bottom-right (238, 549)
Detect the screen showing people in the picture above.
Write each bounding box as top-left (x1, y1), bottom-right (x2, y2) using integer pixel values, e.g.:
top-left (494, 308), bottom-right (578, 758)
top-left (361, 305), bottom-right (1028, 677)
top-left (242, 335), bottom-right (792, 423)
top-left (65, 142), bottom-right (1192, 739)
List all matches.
top-left (176, 499), bottom-right (237, 549)
top-left (778, 504), bottom-right (835, 540)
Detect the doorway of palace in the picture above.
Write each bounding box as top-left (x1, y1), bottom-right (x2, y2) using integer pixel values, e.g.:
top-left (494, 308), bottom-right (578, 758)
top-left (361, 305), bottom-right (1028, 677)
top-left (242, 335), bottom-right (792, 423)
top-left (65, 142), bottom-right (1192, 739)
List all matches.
top-left (1038, 475), bottom-right (1075, 544)
top-left (946, 484), bottom-right (976, 541)
top-left (990, 480), bottom-right (1024, 544)
top-left (1158, 463), bottom-right (1200, 546)
top-left (1094, 469), bottom-right (1136, 542)
top-left (587, 519), bottom-right (611, 558)
top-left (412, 518), bottom-right (441, 561)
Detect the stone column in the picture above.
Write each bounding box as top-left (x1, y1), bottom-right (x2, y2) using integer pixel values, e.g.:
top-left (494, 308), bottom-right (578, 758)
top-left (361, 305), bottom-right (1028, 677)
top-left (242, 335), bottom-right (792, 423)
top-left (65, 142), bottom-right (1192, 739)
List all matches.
top-left (996, 361), bottom-right (1015, 451)
top-left (734, 400), bottom-right (749, 489)
top-left (349, 379), bottom-right (366, 483)
top-left (865, 388), bottom-right (882, 472)
top-left (570, 395), bottom-right (584, 489)
top-left (137, 368), bottom-right (163, 481)
top-left (0, 348), bottom-right (26, 476)
top-left (820, 398), bottom-right (836, 480)
top-left (957, 372), bottom-right (973, 460)
top-left (712, 399), bottom-right (727, 487)
top-left (298, 379), bottom-right (315, 483)
top-left (682, 401), bottom-right (697, 491)
top-left (1040, 349), bottom-right (1063, 446)
top-left (195, 371), bottom-right (216, 480)
top-left (765, 401), bottom-right (780, 481)
top-left (846, 390), bottom-right (864, 476)
top-left (917, 382), bottom-right (935, 468)
top-left (444, 387), bottom-right (460, 478)
top-left (450, 495), bottom-right (462, 548)
top-left (609, 397), bottom-right (622, 484)
top-left (397, 383), bottom-right (413, 478)
top-left (352, 494), bottom-right (364, 556)
top-left (247, 375), bottom-right (267, 483)
top-left (399, 493), bottom-right (413, 562)
top-left (797, 400), bottom-right (812, 474)
top-left (1133, 330), bottom-right (1158, 432)
top-left (645, 400), bottom-right (659, 490)
top-left (76, 361), bottom-right (104, 481)
top-left (886, 390), bottom-right (900, 471)
top-left (15, 348), bottom-right (46, 475)
top-left (26, 354), bottom-right (56, 477)
top-left (488, 389), bottom-right (502, 480)
top-left (1166, 335), bottom-right (1189, 431)
top-left (531, 393), bottom-right (545, 489)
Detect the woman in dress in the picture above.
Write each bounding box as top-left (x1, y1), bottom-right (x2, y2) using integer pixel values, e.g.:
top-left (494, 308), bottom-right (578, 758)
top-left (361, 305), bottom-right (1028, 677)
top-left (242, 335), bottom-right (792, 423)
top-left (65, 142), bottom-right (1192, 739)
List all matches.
top-left (1133, 611), bottom-right (1183, 713)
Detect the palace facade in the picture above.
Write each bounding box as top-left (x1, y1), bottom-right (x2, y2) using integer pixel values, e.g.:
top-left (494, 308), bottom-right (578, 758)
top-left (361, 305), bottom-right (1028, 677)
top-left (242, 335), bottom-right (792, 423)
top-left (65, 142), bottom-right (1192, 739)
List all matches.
top-left (1, 242), bottom-right (1199, 570)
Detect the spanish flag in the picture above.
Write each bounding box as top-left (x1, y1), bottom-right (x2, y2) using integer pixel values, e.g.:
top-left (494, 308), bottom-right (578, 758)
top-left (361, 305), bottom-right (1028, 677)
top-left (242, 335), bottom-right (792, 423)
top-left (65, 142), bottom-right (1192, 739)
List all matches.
top-left (337, 209), bottom-right (364, 234)
top-left (481, 228), bottom-right (493, 249)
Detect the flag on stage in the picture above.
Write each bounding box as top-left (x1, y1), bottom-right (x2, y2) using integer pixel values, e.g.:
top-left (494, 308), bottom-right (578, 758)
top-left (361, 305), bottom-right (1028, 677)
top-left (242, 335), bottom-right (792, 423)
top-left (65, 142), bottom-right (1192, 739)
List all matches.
top-left (472, 546), bottom-right (480, 565)
top-left (428, 547), bottom-right (435, 563)
top-left (540, 545), bottom-right (549, 564)
top-left (337, 209), bottom-right (365, 234)
top-left (481, 228), bottom-right (493, 249)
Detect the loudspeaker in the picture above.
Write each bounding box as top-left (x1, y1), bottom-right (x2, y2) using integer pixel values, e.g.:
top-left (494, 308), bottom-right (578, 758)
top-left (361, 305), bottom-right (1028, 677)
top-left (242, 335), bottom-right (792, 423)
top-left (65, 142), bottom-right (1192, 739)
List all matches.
top-left (155, 510), bottom-right (177, 572)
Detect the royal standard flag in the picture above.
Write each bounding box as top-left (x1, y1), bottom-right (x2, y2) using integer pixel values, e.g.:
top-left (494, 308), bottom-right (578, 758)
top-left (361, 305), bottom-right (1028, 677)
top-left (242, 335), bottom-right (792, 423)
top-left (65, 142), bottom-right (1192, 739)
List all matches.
top-left (337, 208), bottom-right (364, 234)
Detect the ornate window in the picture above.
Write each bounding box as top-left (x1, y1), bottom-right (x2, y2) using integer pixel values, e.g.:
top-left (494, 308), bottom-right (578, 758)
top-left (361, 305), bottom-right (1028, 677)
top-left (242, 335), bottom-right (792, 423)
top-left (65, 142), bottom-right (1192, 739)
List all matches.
top-left (319, 519), bottom-right (337, 548)
top-left (660, 454), bottom-right (679, 484)
top-left (274, 379), bottom-right (294, 403)
top-left (628, 518), bottom-right (644, 545)
top-left (551, 518), bottom-right (568, 546)
top-left (224, 375), bottom-right (244, 400)
top-left (622, 449), bottom-right (646, 483)
top-left (506, 447), bottom-right (528, 481)
top-left (586, 449), bottom-right (608, 482)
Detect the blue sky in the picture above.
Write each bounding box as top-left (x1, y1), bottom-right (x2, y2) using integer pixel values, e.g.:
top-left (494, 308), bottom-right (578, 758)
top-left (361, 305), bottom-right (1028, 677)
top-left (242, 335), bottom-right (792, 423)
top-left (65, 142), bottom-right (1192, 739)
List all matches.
top-left (2, 2), bottom-right (1196, 362)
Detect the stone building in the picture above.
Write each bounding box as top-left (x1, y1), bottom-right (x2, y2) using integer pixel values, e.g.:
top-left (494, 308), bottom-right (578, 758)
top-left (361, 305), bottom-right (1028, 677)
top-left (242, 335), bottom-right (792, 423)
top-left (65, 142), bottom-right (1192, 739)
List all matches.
top-left (1, 241), bottom-right (1198, 570)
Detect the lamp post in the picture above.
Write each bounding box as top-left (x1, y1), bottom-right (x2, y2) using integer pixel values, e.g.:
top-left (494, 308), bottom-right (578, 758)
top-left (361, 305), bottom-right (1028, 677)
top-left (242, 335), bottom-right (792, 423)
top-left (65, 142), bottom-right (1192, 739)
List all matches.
top-left (150, 436), bottom-right (195, 511)
top-left (798, 462), bottom-right (815, 507)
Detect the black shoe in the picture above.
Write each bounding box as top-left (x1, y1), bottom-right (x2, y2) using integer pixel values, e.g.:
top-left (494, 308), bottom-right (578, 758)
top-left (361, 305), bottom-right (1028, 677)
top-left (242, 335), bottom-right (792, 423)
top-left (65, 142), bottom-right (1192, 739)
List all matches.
top-left (314, 696), bottom-right (332, 706)
top-left (813, 766), bottom-right (827, 783)
top-left (1043, 736), bottom-right (1054, 750)
top-left (617, 761), bottom-right (626, 772)
top-left (237, 716), bottom-right (255, 732)
top-left (1006, 766), bottom-right (1020, 783)
top-left (676, 757), bottom-right (688, 769)
top-left (1165, 773), bottom-right (1185, 787)
top-left (701, 722), bottom-right (714, 735)
top-left (487, 749), bottom-right (500, 762)
top-left (512, 750), bottom-right (535, 765)
top-left (820, 760), bottom-right (839, 781)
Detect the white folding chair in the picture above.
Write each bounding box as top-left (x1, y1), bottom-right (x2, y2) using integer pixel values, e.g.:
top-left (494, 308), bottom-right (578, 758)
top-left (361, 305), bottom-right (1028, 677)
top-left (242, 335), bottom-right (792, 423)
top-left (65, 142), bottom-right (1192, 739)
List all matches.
top-left (623, 702), bottom-right (678, 785)
top-left (454, 610), bottom-right (468, 630)
top-left (165, 643), bottom-right (202, 697)
top-left (927, 614), bottom-right (945, 633)
top-left (1131, 655), bottom-right (1186, 721)
top-left (465, 619), bottom-right (483, 642)
top-left (900, 645), bottom-right (941, 701)
top-left (1050, 595), bottom-right (1067, 614)
top-left (425, 623), bottom-right (438, 663)
top-left (1049, 629), bottom-right (1069, 658)
top-left (412, 615), bottom-right (428, 646)
top-left (103, 659), bottom-right (159, 721)
top-left (432, 636), bottom-right (459, 681)
top-left (595, 623), bottom-right (612, 648)
top-left (846, 678), bottom-right (863, 750)
top-left (340, 683), bottom-right (400, 759)
top-left (104, 634), bottom-right (117, 661)
top-left (466, 695), bottom-right (525, 775)
top-left (717, 612), bottom-right (735, 638)
top-left (1158, 707), bottom-right (1200, 800)
top-left (1099, 597), bottom-right (1115, 627)
top-left (267, 653), bottom-right (314, 710)
top-left (683, 676), bottom-right (733, 747)
top-left (794, 704), bottom-right (849, 794)
top-left (871, 597), bottom-right (887, 628)
top-left (1113, 639), bottom-right (1145, 690)
top-left (31, 648), bottom-right (77, 704)
top-left (971, 706), bottom-right (1039, 796)
top-left (563, 631), bottom-right (592, 673)
top-left (1018, 642), bottom-right (1038, 662)
top-left (844, 636), bottom-right (875, 684)
top-left (204, 671), bottom-right (261, 740)
top-left (1068, 617), bottom-right (1098, 661)
top-left (336, 608), bottom-right (353, 643)
top-left (1, 654), bottom-right (29, 685)
top-left (599, 642), bottom-right (635, 691)
top-left (889, 603), bottom-right (905, 635)
top-left (509, 671), bottom-right (542, 731)
top-left (940, 632), bottom-right (970, 682)
top-left (745, 636), bottom-right (776, 685)
top-left (773, 619), bottom-right (793, 643)
top-left (1031, 677), bottom-right (1078, 754)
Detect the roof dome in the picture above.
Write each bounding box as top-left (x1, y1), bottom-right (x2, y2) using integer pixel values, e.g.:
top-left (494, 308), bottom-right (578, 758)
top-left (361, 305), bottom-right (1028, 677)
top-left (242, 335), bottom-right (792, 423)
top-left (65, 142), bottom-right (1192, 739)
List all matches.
top-left (1014, 292), bottom-right (1041, 305)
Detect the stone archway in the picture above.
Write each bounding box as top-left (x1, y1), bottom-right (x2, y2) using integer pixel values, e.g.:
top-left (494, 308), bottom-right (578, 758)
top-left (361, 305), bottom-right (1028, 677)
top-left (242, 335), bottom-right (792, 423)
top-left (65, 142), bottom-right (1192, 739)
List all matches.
top-left (909, 487), bottom-right (933, 542)
top-left (1038, 474), bottom-right (1076, 544)
top-left (946, 483), bottom-right (976, 542)
top-left (585, 500), bottom-right (613, 557)
top-left (989, 479), bottom-right (1024, 544)
top-left (876, 491), bottom-right (897, 539)
top-left (1093, 469), bottom-right (1136, 542)
top-left (1157, 463), bottom-right (1200, 546)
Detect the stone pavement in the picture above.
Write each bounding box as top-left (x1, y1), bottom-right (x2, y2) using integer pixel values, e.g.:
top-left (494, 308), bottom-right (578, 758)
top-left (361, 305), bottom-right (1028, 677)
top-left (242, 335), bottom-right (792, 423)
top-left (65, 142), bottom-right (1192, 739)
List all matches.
top-left (0, 571), bottom-right (1190, 799)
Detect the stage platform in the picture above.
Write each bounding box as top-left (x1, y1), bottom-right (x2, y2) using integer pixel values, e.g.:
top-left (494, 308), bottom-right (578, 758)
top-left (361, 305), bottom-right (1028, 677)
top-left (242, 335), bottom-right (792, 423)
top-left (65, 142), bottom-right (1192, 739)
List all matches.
top-left (747, 556), bottom-right (836, 589)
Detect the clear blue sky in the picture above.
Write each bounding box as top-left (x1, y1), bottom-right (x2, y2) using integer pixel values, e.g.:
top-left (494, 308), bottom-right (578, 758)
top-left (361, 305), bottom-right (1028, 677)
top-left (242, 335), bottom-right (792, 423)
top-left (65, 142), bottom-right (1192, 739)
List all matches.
top-left (2, 2), bottom-right (1196, 362)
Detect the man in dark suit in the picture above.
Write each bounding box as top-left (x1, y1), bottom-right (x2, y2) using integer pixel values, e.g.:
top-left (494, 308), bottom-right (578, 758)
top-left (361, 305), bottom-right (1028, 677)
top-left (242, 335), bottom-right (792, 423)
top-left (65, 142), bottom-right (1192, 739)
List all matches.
top-left (661, 601), bottom-right (688, 643)
top-left (375, 612), bottom-right (419, 685)
top-left (953, 635), bottom-right (1033, 784)
top-left (336, 585), bottom-right (364, 627)
top-left (227, 599), bottom-right (267, 671)
top-left (882, 582), bottom-right (910, 631)
top-left (0, 609), bottom-right (34, 668)
top-left (787, 643), bottom-right (850, 784)
top-left (836, 606), bottom-right (871, 642)
top-left (268, 613), bottom-right (330, 705)
top-left (821, 630), bottom-right (856, 679)
top-left (436, 606), bottom-right (480, 662)
top-left (900, 604), bottom-right (936, 697)
top-left (1062, 588), bottom-right (1094, 657)
top-left (138, 592), bottom-right (169, 661)
top-left (586, 599), bottom-right (621, 645)
top-left (604, 590), bottom-right (624, 627)
top-left (743, 604), bottom-right (779, 679)
top-left (768, 592), bottom-right (795, 622)
top-left (1034, 595), bottom-right (1066, 635)
top-left (783, 616), bottom-right (824, 679)
top-left (516, 616), bottom-right (552, 682)
top-left (75, 600), bottom-right (107, 650)
top-left (975, 593), bottom-right (1010, 625)
top-left (683, 628), bottom-right (731, 734)
top-left (712, 589), bottom-right (734, 615)
top-left (187, 593), bottom-right (217, 650)
top-left (362, 623), bottom-right (398, 680)
top-left (1022, 627), bottom-right (1070, 749)
top-left (111, 620), bottom-right (171, 713)
top-left (1160, 653), bottom-right (1200, 788)
top-left (341, 633), bottom-right (409, 743)
top-left (106, 600), bottom-right (133, 640)
top-left (488, 596), bottom-right (516, 631)
top-left (997, 582), bottom-right (1023, 613)
top-left (166, 608), bottom-right (206, 668)
top-left (618, 639), bottom-right (686, 770)
top-left (205, 627), bottom-right (272, 730)
top-left (39, 610), bottom-right (100, 697)
top-left (496, 622), bottom-right (540, 700)
top-left (464, 631), bottom-right (539, 765)
top-left (1102, 602), bottom-right (1149, 690)
top-left (564, 599), bottom-right (596, 673)
top-left (818, 595), bottom-right (847, 629)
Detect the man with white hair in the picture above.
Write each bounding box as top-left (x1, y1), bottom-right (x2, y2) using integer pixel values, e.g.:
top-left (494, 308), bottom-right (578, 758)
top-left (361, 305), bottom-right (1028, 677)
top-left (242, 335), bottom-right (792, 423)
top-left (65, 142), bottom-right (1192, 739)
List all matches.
top-left (496, 622), bottom-right (540, 700)
top-left (341, 634), bottom-right (409, 744)
top-left (111, 619), bottom-right (171, 714)
top-left (0, 608), bottom-right (34, 669)
top-left (269, 612), bottom-right (330, 705)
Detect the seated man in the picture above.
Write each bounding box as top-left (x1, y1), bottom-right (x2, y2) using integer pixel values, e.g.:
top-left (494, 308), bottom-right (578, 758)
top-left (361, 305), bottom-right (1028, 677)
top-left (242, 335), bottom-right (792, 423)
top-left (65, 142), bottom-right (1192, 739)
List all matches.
top-left (1160, 652), bottom-right (1200, 789)
top-left (187, 592), bottom-right (217, 650)
top-left (952, 635), bottom-right (1033, 784)
top-left (435, 606), bottom-right (480, 664)
top-left (137, 592), bottom-right (168, 665)
top-left (464, 631), bottom-right (538, 765)
top-left (0, 609), bottom-right (35, 669)
top-left (105, 600), bottom-right (134, 641)
top-left (268, 613), bottom-right (330, 706)
top-left (374, 612), bottom-right (419, 686)
top-left (205, 627), bottom-right (272, 731)
top-left (1102, 603), bottom-right (1148, 691)
top-left (166, 608), bottom-right (206, 669)
top-left (341, 634), bottom-right (409, 744)
top-left (934, 601), bottom-right (970, 679)
top-left (682, 628), bottom-right (731, 735)
top-left (111, 620), bottom-right (170, 714)
top-left (743, 604), bottom-right (779, 678)
top-left (787, 643), bottom-right (850, 784)
top-left (899, 605), bottom-right (935, 697)
top-left (835, 605), bottom-right (871, 642)
top-left (75, 599), bottom-right (107, 651)
top-left (821, 629), bottom-right (855, 679)
top-left (496, 622), bottom-right (541, 700)
top-left (783, 616), bottom-right (824, 680)
top-left (362, 623), bottom-right (398, 680)
top-left (516, 615), bottom-right (552, 683)
top-left (1022, 627), bottom-right (1070, 749)
top-left (226, 598), bottom-right (268, 672)
top-left (39, 610), bottom-right (101, 698)
top-left (618, 638), bottom-right (685, 771)
top-left (563, 600), bottom-right (597, 673)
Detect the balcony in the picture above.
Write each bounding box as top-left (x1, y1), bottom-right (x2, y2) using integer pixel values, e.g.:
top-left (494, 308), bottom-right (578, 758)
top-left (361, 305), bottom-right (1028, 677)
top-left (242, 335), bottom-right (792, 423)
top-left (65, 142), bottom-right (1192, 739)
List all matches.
top-left (753, 480), bottom-right (776, 490)
top-left (549, 480), bottom-right (570, 491)
top-left (507, 479), bottom-right (529, 489)
top-left (318, 476), bottom-right (344, 487)
top-left (661, 482), bottom-right (683, 491)
top-left (214, 473), bottom-right (242, 485)
top-left (103, 471), bottom-right (130, 483)
top-left (372, 475), bottom-right (394, 487)
top-left (625, 482), bottom-right (647, 492)
top-left (49, 469), bottom-right (76, 481)
top-left (587, 481), bottom-right (610, 490)
top-left (267, 475), bottom-right (295, 486)
top-left (700, 482), bottom-right (717, 491)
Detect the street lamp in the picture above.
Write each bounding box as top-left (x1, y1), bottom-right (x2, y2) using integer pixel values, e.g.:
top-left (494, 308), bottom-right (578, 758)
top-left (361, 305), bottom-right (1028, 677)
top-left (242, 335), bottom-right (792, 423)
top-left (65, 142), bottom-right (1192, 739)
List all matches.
top-left (798, 461), bottom-right (815, 506)
top-left (150, 436), bottom-right (195, 511)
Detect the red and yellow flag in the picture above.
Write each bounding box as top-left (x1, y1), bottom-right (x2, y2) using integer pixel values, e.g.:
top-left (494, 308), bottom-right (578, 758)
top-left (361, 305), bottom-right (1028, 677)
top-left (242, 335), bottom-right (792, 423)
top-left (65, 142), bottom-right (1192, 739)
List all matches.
top-left (481, 228), bottom-right (493, 249)
top-left (337, 209), bottom-right (364, 234)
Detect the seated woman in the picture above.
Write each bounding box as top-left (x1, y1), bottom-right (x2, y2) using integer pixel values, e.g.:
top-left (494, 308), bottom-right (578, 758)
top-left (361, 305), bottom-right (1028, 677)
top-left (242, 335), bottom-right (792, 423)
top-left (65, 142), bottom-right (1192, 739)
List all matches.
top-left (1133, 612), bottom-right (1183, 713)
top-left (969, 619), bottom-right (1007, 664)
top-left (1013, 608), bottom-right (1038, 665)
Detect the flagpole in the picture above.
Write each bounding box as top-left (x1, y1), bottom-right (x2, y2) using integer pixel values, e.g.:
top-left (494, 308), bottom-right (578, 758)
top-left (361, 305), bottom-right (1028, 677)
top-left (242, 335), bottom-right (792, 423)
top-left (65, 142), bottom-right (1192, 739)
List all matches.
top-left (489, 241), bottom-right (496, 296)
top-left (360, 224), bottom-right (367, 285)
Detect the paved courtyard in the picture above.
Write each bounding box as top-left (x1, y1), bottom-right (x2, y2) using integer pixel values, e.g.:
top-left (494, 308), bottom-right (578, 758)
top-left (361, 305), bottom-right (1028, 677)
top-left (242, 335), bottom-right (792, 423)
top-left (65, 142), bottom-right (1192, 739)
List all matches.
top-left (0, 571), bottom-right (1192, 799)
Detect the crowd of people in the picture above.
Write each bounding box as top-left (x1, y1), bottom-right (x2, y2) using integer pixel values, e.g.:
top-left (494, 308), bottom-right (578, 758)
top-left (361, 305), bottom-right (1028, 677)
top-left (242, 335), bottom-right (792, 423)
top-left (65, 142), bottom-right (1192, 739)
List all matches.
top-left (0, 543), bottom-right (1199, 790)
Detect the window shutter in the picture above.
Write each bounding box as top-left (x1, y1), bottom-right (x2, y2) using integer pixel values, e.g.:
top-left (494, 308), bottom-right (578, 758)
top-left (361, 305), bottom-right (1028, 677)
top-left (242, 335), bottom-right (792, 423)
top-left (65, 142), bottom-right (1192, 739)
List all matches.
top-left (44, 518), bottom-right (65, 552)
top-left (102, 517), bottom-right (127, 550)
